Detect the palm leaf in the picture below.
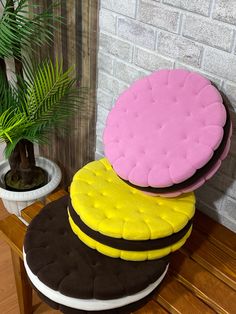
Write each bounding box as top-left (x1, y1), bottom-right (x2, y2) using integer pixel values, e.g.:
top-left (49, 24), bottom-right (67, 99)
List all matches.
top-left (22, 59), bottom-right (87, 139)
top-left (0, 56), bottom-right (87, 154)
top-left (0, 0), bottom-right (58, 59)
top-left (0, 108), bottom-right (32, 143)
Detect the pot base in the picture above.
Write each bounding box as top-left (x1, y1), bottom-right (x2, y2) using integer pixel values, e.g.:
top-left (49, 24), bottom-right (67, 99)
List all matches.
top-left (5, 167), bottom-right (48, 192)
top-left (0, 157), bottom-right (62, 215)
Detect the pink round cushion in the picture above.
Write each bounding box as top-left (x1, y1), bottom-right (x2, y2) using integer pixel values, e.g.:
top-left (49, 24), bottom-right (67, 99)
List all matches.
top-left (150, 123), bottom-right (232, 197)
top-left (103, 69), bottom-right (227, 188)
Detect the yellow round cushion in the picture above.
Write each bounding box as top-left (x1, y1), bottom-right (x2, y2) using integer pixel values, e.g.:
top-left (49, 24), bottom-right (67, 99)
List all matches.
top-left (70, 159), bottom-right (195, 240)
top-left (68, 212), bottom-right (192, 261)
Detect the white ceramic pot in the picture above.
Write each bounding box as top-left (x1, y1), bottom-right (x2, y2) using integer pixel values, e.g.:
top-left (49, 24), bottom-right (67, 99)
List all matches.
top-left (0, 156), bottom-right (62, 215)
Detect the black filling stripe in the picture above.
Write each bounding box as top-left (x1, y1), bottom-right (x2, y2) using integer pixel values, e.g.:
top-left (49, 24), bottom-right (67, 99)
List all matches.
top-left (119, 102), bottom-right (231, 194)
top-left (69, 200), bottom-right (193, 251)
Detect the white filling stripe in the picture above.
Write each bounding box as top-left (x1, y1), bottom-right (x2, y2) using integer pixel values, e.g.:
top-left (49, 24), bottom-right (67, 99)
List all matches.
top-left (23, 249), bottom-right (168, 311)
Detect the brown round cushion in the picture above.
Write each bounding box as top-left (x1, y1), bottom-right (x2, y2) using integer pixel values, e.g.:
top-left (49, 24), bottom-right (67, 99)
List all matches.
top-left (23, 196), bottom-right (169, 312)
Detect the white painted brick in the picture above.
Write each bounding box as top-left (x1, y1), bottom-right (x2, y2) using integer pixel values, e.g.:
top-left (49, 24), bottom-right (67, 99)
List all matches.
top-left (157, 32), bottom-right (203, 67)
top-left (96, 0), bottom-right (236, 233)
top-left (98, 71), bottom-right (129, 100)
top-left (218, 214), bottom-right (236, 232)
top-left (197, 200), bottom-right (221, 221)
top-left (97, 52), bottom-right (113, 74)
top-left (213, 0), bottom-right (236, 25)
top-left (163, 0), bottom-right (211, 16)
top-left (220, 154), bottom-right (236, 178)
top-left (196, 185), bottom-right (224, 210)
top-left (101, 0), bottom-right (137, 18)
top-left (97, 104), bottom-right (110, 123)
top-left (97, 88), bottom-right (114, 111)
top-left (221, 196), bottom-right (236, 222)
top-left (113, 59), bottom-right (147, 84)
top-left (175, 62), bottom-right (222, 87)
top-left (99, 33), bottom-right (133, 62)
top-left (95, 151), bottom-right (104, 160)
top-left (96, 120), bottom-right (106, 138)
top-left (208, 172), bottom-right (236, 200)
top-left (197, 200), bottom-right (236, 232)
top-left (134, 47), bottom-right (174, 71)
top-left (137, 0), bottom-right (179, 33)
top-left (221, 216), bottom-right (235, 232)
top-left (117, 17), bottom-right (156, 50)
top-left (223, 82), bottom-right (236, 108)
top-left (183, 15), bottom-right (234, 52)
top-left (203, 49), bottom-right (236, 81)
top-left (99, 8), bottom-right (116, 34)
top-left (96, 138), bottom-right (104, 154)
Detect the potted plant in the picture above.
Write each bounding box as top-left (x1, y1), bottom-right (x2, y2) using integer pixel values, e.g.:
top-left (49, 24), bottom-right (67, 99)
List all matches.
top-left (0, 0), bottom-right (85, 214)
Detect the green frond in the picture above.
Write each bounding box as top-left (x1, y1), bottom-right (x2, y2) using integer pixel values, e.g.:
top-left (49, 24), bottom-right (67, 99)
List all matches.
top-left (0, 1), bottom-right (85, 159)
top-left (23, 59), bottom-right (86, 130)
top-left (0, 56), bottom-right (87, 153)
top-left (0, 108), bottom-right (32, 144)
top-left (0, 0), bottom-right (57, 59)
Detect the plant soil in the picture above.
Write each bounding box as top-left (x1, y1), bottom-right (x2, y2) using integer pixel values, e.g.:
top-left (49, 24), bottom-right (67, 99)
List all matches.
top-left (5, 166), bottom-right (48, 191)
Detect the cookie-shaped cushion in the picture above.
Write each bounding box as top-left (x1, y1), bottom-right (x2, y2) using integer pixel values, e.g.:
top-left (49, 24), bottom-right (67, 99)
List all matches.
top-left (68, 213), bottom-right (192, 261)
top-left (123, 105), bottom-right (232, 196)
top-left (155, 123), bottom-right (232, 197)
top-left (24, 196), bottom-right (168, 311)
top-left (103, 69), bottom-right (227, 191)
top-left (68, 199), bottom-right (193, 251)
top-left (31, 281), bottom-right (157, 314)
top-left (70, 159), bottom-right (195, 240)
top-left (69, 159), bottom-right (195, 260)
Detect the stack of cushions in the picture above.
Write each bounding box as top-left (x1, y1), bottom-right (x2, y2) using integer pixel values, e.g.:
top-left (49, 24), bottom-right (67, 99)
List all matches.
top-left (23, 69), bottom-right (231, 313)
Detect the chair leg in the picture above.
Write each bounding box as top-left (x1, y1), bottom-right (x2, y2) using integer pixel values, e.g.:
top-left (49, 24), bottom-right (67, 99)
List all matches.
top-left (11, 250), bottom-right (32, 314)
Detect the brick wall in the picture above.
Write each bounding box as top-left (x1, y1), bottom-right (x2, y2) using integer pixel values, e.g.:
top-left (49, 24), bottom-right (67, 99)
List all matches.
top-left (96, 0), bottom-right (236, 232)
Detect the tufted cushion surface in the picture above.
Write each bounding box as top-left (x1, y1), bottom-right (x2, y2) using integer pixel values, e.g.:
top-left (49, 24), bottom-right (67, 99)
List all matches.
top-left (122, 107), bottom-right (232, 196)
top-left (70, 159), bottom-right (195, 241)
top-left (69, 213), bottom-right (192, 261)
top-left (103, 69), bottom-right (227, 189)
top-left (24, 196), bottom-right (169, 311)
top-left (68, 199), bottom-right (193, 251)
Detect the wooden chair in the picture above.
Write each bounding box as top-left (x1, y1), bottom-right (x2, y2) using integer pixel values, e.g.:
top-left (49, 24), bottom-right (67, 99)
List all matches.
top-left (0, 189), bottom-right (235, 313)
